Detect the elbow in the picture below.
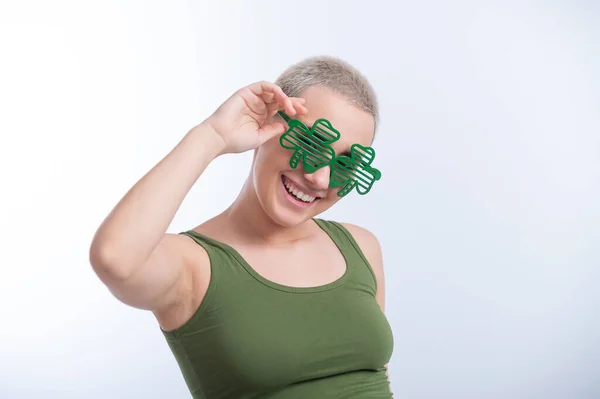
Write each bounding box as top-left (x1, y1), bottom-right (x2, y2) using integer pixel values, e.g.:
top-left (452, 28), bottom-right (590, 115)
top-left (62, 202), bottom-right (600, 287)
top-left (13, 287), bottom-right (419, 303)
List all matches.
top-left (89, 241), bottom-right (136, 282)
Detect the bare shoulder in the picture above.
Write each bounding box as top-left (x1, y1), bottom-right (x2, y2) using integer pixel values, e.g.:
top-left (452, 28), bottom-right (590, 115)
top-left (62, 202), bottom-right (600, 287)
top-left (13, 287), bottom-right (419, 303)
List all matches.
top-left (339, 222), bottom-right (386, 310)
top-left (339, 222), bottom-right (383, 268)
top-left (339, 223), bottom-right (381, 256)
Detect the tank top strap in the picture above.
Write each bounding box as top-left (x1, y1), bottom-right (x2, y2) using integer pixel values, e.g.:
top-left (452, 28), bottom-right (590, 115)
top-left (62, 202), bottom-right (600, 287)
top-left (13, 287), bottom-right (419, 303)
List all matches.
top-left (178, 229), bottom-right (241, 289)
top-left (179, 229), bottom-right (228, 259)
top-left (313, 218), bottom-right (379, 296)
top-left (179, 221), bottom-right (378, 297)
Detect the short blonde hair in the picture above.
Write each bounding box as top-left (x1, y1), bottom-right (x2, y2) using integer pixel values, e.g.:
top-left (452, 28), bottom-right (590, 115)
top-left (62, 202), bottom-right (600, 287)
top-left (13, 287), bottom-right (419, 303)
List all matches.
top-left (275, 56), bottom-right (379, 134)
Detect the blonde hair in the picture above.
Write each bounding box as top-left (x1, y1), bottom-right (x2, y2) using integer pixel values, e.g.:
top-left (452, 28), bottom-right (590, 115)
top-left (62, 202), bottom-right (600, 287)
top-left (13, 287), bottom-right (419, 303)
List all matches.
top-left (275, 56), bottom-right (379, 134)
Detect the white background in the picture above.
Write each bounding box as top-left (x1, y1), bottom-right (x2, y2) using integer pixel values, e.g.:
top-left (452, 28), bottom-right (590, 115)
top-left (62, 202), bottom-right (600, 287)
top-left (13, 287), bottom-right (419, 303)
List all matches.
top-left (1, 1), bottom-right (599, 398)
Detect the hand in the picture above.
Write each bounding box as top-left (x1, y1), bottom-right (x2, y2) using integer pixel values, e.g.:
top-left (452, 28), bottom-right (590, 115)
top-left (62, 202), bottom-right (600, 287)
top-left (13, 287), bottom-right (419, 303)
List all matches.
top-left (204, 81), bottom-right (308, 155)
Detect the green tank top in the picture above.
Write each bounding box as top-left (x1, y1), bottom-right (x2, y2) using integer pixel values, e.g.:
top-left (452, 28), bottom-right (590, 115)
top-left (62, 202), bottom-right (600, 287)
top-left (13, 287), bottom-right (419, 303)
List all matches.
top-left (161, 218), bottom-right (394, 398)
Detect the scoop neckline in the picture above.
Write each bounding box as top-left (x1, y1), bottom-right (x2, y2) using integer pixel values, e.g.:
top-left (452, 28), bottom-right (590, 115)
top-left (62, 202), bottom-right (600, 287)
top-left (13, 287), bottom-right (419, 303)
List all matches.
top-left (186, 218), bottom-right (351, 294)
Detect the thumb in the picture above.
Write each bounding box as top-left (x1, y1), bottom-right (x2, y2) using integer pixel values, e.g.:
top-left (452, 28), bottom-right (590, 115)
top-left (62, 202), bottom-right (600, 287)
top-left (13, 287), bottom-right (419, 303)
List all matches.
top-left (256, 121), bottom-right (286, 145)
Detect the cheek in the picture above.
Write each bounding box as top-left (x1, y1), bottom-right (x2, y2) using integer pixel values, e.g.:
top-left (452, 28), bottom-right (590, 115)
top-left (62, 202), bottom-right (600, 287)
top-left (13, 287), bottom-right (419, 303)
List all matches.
top-left (255, 141), bottom-right (290, 170)
top-left (318, 190), bottom-right (343, 209)
top-left (253, 149), bottom-right (290, 192)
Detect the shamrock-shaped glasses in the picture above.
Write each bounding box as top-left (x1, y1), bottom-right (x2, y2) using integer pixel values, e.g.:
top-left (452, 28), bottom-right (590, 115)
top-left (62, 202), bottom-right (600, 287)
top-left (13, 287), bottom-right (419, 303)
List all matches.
top-left (277, 111), bottom-right (381, 197)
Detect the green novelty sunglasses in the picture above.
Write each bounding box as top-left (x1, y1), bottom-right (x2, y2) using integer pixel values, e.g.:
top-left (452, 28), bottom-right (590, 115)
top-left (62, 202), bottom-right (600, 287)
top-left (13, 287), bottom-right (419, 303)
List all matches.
top-left (277, 111), bottom-right (381, 197)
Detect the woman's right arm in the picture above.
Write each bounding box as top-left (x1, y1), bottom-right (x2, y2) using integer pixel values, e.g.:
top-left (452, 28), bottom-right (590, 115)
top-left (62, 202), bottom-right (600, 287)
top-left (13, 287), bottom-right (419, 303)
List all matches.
top-left (88, 81), bottom-right (306, 314)
top-left (89, 122), bottom-right (225, 311)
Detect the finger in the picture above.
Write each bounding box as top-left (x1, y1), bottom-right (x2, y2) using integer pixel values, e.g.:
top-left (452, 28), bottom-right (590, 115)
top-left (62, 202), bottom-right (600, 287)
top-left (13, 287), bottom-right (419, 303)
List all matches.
top-left (257, 81), bottom-right (295, 116)
top-left (240, 87), bottom-right (268, 116)
top-left (290, 97), bottom-right (308, 114)
top-left (249, 81), bottom-right (282, 102)
top-left (249, 81), bottom-right (294, 117)
top-left (265, 97), bottom-right (307, 123)
top-left (260, 91), bottom-right (276, 104)
top-left (267, 101), bottom-right (282, 117)
top-left (257, 121), bottom-right (286, 144)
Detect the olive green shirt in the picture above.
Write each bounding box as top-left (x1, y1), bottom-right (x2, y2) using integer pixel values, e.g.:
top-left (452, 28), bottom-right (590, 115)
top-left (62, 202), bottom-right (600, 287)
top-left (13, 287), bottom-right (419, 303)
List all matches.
top-left (162, 218), bottom-right (394, 398)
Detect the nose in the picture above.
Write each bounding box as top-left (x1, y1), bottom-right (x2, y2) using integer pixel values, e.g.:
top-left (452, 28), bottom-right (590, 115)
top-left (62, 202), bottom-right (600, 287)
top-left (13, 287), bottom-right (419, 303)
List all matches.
top-left (303, 165), bottom-right (331, 191)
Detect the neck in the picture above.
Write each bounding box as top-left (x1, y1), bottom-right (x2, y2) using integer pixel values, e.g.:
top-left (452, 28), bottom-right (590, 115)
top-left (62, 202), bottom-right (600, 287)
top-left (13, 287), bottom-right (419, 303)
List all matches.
top-left (222, 177), bottom-right (313, 245)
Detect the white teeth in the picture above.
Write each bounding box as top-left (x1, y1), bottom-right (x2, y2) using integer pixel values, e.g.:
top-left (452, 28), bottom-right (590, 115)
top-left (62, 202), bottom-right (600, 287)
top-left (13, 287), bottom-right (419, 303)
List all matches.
top-left (283, 177), bottom-right (316, 203)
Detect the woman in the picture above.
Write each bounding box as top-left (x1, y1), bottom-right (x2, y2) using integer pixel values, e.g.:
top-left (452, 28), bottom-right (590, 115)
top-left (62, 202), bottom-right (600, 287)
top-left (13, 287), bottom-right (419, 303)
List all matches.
top-left (90, 56), bottom-right (394, 398)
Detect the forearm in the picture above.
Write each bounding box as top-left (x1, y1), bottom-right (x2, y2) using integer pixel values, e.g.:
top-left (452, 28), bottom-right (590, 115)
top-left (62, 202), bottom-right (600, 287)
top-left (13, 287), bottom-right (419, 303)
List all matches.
top-left (89, 122), bottom-right (225, 277)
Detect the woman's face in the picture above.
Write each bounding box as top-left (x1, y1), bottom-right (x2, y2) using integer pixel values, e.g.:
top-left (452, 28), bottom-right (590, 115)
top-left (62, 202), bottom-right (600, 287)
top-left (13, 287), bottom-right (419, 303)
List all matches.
top-left (251, 85), bottom-right (375, 227)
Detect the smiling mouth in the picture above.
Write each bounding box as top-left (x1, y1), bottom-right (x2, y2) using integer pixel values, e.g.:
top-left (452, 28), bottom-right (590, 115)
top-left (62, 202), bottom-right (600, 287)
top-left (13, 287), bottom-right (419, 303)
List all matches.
top-left (281, 175), bottom-right (319, 204)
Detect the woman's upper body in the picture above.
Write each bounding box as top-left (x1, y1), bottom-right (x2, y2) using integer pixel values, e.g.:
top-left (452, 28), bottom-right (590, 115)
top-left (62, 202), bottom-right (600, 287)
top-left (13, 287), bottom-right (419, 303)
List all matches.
top-left (89, 56), bottom-right (393, 398)
top-left (160, 218), bottom-right (393, 398)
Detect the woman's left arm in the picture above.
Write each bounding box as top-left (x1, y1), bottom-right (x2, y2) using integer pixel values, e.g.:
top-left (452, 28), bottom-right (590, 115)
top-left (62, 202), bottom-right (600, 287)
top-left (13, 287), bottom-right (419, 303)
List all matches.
top-left (340, 223), bottom-right (391, 391)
